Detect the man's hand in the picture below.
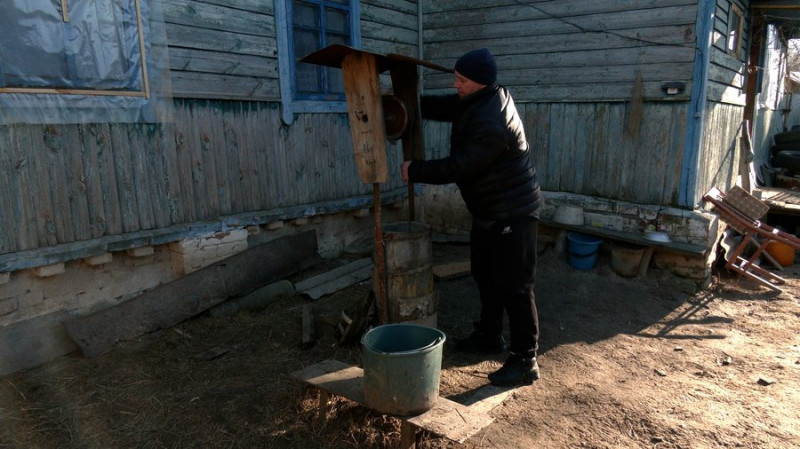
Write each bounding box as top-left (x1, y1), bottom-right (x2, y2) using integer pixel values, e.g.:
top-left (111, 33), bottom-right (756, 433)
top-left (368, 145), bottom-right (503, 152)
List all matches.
top-left (401, 161), bottom-right (411, 183)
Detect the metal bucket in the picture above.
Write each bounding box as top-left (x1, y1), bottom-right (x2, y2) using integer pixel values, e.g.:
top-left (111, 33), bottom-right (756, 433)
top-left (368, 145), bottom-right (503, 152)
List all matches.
top-left (361, 323), bottom-right (446, 416)
top-left (375, 222), bottom-right (437, 326)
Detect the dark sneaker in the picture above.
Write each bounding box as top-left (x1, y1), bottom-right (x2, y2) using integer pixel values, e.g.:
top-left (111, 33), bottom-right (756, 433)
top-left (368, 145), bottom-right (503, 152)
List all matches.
top-left (454, 325), bottom-right (507, 354)
top-left (488, 354), bottom-right (540, 386)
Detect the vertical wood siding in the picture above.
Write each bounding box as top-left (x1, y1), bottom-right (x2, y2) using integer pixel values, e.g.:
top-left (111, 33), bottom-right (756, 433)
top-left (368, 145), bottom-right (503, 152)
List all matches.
top-left (423, 101), bottom-right (689, 206)
top-left (0, 100), bottom-right (405, 255)
top-left (696, 102), bottom-right (747, 200)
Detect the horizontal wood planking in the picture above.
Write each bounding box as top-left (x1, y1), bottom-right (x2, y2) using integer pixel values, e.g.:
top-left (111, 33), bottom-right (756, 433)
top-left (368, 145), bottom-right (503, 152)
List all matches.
top-left (361, 1), bottom-right (419, 30)
top-left (166, 24), bottom-right (277, 57)
top-left (423, 2), bottom-right (698, 104)
top-left (163, 0), bottom-right (278, 100)
top-left (162, 0), bottom-right (274, 37)
top-left (164, 0), bottom-right (420, 100)
top-left (424, 5), bottom-right (698, 39)
top-left (169, 48), bottom-right (278, 78)
top-left (424, 0), bottom-right (697, 15)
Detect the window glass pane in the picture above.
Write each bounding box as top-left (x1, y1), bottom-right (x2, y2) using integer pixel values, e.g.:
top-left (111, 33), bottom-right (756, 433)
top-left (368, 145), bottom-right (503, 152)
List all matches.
top-left (325, 8), bottom-right (348, 34)
top-left (328, 66), bottom-right (344, 94)
top-left (294, 28), bottom-right (319, 61)
top-left (295, 29), bottom-right (321, 93)
top-left (727, 7), bottom-right (742, 55)
top-left (293, 2), bottom-right (318, 27)
top-left (290, 0), bottom-right (350, 100)
top-left (296, 63), bottom-right (321, 94)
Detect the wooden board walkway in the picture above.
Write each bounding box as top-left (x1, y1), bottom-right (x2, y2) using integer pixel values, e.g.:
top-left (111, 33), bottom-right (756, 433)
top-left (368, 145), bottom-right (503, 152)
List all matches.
top-left (292, 359), bottom-right (514, 448)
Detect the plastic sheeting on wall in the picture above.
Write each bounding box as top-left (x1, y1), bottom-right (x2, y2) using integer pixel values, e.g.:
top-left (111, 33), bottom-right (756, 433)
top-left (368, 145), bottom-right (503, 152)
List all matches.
top-left (0, 0), bottom-right (172, 124)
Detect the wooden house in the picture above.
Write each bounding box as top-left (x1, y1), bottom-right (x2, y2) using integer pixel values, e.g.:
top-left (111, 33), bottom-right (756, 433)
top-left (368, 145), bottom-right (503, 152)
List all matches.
top-left (1, 0), bottom-right (799, 374)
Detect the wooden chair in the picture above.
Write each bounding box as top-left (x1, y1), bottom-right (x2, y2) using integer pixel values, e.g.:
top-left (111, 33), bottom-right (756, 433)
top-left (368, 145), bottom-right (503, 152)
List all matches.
top-left (703, 186), bottom-right (800, 291)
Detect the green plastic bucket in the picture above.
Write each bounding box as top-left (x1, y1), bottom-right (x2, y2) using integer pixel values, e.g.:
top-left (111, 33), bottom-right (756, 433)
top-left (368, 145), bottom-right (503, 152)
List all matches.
top-left (361, 323), bottom-right (446, 416)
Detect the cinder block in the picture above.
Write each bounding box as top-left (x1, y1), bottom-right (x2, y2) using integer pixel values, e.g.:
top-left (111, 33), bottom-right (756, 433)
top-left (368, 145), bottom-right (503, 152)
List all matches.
top-left (0, 272), bottom-right (9, 285)
top-left (126, 246), bottom-right (155, 258)
top-left (84, 253), bottom-right (113, 266)
top-left (266, 220), bottom-right (285, 230)
top-left (32, 263), bottom-right (65, 278)
top-left (583, 212), bottom-right (624, 231)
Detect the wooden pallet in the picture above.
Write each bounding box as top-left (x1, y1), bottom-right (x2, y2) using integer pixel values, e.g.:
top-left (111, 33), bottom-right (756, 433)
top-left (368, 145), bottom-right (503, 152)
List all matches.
top-left (292, 359), bottom-right (514, 448)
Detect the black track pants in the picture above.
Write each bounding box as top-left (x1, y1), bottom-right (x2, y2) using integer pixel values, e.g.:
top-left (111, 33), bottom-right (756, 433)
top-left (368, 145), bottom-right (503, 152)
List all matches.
top-left (470, 216), bottom-right (539, 358)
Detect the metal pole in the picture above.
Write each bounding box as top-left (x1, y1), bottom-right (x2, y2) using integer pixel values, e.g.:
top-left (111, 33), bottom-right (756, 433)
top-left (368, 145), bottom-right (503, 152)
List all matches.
top-left (373, 183), bottom-right (388, 324)
top-left (408, 182), bottom-right (415, 221)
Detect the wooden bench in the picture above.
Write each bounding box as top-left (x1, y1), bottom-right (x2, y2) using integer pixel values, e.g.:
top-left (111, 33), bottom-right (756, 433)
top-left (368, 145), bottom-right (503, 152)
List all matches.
top-left (540, 220), bottom-right (709, 276)
top-left (292, 359), bottom-right (514, 448)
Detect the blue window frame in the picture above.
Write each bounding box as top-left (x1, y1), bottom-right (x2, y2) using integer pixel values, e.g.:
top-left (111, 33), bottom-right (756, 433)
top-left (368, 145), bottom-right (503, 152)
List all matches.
top-left (276, 0), bottom-right (361, 124)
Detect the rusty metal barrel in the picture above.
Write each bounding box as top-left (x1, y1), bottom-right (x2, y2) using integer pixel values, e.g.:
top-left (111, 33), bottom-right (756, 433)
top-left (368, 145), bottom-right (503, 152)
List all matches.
top-left (374, 221), bottom-right (437, 327)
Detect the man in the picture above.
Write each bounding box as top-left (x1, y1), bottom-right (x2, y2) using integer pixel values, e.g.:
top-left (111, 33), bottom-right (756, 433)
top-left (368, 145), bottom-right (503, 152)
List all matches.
top-left (401, 48), bottom-right (543, 386)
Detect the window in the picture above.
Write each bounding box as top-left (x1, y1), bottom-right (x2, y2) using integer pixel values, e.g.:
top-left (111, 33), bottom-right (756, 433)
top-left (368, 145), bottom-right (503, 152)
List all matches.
top-left (0, 0), bottom-right (148, 96)
top-left (0, 0), bottom-right (171, 124)
top-left (727, 4), bottom-right (744, 58)
top-left (276, 0), bottom-right (361, 124)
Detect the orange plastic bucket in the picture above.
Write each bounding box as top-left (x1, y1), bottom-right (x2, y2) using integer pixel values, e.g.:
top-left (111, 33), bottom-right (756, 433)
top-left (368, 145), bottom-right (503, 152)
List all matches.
top-left (765, 241), bottom-right (795, 267)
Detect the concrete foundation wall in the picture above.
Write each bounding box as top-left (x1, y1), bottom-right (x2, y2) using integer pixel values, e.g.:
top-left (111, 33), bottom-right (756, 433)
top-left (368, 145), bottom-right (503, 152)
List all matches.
top-left (0, 205), bottom-right (404, 375)
top-left (415, 184), bottom-right (720, 282)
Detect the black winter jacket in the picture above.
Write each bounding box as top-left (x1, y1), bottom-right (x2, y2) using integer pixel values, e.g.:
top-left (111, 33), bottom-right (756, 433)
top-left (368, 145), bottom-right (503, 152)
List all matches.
top-left (408, 84), bottom-right (542, 221)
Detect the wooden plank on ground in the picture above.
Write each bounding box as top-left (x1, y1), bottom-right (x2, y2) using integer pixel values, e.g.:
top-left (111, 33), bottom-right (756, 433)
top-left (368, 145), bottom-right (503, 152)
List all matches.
top-left (0, 311), bottom-right (78, 376)
top-left (432, 260), bottom-right (470, 281)
top-left (65, 230), bottom-right (319, 358)
top-left (461, 384), bottom-right (515, 414)
top-left (405, 397), bottom-right (493, 443)
top-left (292, 359), bottom-right (494, 444)
top-left (293, 359), bottom-right (366, 402)
top-left (295, 258), bottom-right (372, 300)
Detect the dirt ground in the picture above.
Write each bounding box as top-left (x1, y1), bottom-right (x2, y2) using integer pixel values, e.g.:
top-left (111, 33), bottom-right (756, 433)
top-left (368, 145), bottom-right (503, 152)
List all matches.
top-left (1, 238), bottom-right (799, 449)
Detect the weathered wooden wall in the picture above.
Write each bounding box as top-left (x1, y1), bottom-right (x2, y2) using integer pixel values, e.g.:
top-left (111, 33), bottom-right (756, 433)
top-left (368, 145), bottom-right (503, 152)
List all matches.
top-left (163, 0), bottom-right (280, 100)
top-left (0, 103), bottom-right (404, 256)
top-left (420, 1), bottom-right (698, 206)
top-left (708, 0), bottom-right (749, 105)
top-left (361, 0), bottom-right (420, 56)
top-left (0, 0), bottom-right (412, 259)
top-left (422, 0), bottom-right (699, 102)
top-left (697, 101), bottom-right (746, 194)
top-left (692, 0), bottom-right (750, 204)
top-left (423, 101), bottom-right (689, 206)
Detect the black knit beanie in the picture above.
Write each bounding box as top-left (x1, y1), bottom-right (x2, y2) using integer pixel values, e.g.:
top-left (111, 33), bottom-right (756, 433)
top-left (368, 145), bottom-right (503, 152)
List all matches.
top-left (454, 48), bottom-right (497, 85)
